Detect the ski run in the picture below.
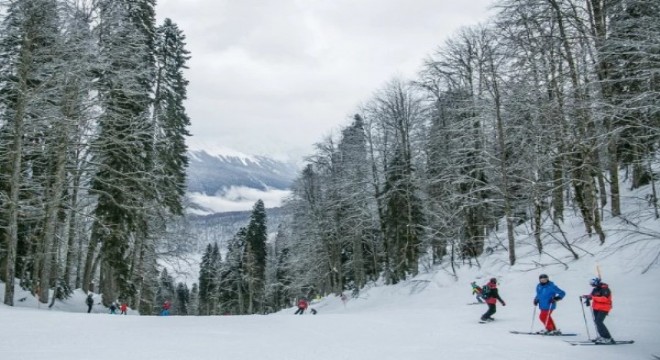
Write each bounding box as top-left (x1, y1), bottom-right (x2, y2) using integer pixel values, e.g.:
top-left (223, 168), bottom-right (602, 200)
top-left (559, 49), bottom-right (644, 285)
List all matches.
top-left (2, 174), bottom-right (659, 359)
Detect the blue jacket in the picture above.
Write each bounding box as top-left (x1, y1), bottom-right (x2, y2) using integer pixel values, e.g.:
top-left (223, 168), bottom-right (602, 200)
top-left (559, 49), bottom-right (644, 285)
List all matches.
top-left (535, 281), bottom-right (565, 310)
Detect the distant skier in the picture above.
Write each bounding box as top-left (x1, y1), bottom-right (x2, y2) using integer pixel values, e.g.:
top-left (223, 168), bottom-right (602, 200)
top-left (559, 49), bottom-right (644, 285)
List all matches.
top-left (480, 278), bottom-right (506, 322)
top-left (86, 293), bottom-right (94, 313)
top-left (533, 274), bottom-right (565, 334)
top-left (161, 300), bottom-right (171, 316)
top-left (109, 302), bottom-right (118, 315)
top-left (294, 298), bottom-right (308, 315)
top-left (120, 302), bottom-right (128, 315)
top-left (581, 277), bottom-right (614, 344)
top-left (471, 281), bottom-right (484, 303)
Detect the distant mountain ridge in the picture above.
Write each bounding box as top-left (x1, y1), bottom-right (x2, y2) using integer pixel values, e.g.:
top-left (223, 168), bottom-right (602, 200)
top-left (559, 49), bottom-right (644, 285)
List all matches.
top-left (186, 149), bottom-right (298, 196)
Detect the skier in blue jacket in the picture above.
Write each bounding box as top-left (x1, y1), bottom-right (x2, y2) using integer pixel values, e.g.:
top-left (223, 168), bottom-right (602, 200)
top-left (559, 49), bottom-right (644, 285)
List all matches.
top-left (533, 274), bottom-right (565, 334)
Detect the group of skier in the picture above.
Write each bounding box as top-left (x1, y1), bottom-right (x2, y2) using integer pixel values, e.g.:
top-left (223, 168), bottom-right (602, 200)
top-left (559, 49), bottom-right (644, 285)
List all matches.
top-left (85, 293), bottom-right (129, 315)
top-left (473, 274), bottom-right (615, 344)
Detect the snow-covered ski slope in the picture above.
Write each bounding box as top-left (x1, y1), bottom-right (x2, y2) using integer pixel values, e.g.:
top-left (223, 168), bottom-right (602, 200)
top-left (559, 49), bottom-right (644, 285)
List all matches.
top-left (2, 182), bottom-right (660, 359)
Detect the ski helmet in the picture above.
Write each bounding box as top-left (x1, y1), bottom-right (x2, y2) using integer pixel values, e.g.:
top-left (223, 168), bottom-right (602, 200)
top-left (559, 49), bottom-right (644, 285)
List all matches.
top-left (590, 277), bottom-right (601, 286)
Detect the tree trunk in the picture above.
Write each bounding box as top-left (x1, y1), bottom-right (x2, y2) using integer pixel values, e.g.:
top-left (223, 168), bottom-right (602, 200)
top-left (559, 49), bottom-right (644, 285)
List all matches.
top-left (39, 136), bottom-right (69, 303)
top-left (82, 222), bottom-right (101, 293)
top-left (487, 44), bottom-right (516, 266)
top-left (3, 97), bottom-right (25, 306)
top-left (3, 46), bottom-right (29, 306)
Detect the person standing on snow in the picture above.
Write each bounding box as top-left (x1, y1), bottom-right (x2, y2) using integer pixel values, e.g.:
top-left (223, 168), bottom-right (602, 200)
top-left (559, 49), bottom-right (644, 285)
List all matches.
top-left (161, 300), bottom-right (171, 316)
top-left (294, 297), bottom-right (308, 315)
top-left (120, 302), bottom-right (128, 315)
top-left (582, 277), bottom-right (614, 344)
top-left (533, 274), bottom-right (565, 334)
top-left (480, 278), bottom-right (506, 322)
top-left (109, 302), bottom-right (118, 314)
top-left (86, 293), bottom-right (94, 313)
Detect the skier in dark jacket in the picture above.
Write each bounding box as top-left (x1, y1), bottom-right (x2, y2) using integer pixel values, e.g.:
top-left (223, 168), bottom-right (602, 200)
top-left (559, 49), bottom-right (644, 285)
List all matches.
top-left (86, 294), bottom-right (94, 313)
top-left (480, 278), bottom-right (506, 322)
top-left (582, 278), bottom-right (614, 344)
top-left (534, 274), bottom-right (565, 334)
top-left (109, 302), bottom-right (118, 314)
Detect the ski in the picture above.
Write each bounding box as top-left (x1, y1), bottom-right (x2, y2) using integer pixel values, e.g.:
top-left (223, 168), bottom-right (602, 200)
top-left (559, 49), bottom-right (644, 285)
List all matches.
top-left (510, 331), bottom-right (578, 336)
top-left (467, 302), bottom-right (485, 305)
top-left (565, 340), bottom-right (634, 346)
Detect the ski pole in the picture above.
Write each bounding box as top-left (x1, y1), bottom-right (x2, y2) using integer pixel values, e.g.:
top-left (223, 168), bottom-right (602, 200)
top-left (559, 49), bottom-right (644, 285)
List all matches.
top-left (530, 305), bottom-right (537, 333)
top-left (579, 296), bottom-right (591, 340)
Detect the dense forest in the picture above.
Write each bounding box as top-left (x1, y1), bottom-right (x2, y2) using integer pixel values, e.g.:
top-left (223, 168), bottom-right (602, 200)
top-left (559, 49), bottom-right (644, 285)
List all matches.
top-left (0, 0), bottom-right (191, 314)
top-left (193, 0), bottom-right (659, 316)
top-left (1, 0), bottom-right (659, 317)
top-left (270, 0), bottom-right (658, 313)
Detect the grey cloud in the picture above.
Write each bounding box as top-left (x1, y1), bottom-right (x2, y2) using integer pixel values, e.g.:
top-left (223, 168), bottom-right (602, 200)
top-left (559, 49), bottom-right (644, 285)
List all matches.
top-left (156, 0), bottom-right (494, 159)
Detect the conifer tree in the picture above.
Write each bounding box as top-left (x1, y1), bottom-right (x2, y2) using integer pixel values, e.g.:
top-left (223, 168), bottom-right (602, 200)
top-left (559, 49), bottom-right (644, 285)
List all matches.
top-left (176, 282), bottom-right (190, 315)
top-left (189, 283), bottom-right (199, 315)
top-left (198, 243), bottom-right (219, 315)
top-left (86, 0), bottom-right (157, 304)
top-left (153, 18), bottom-right (191, 215)
top-left (155, 268), bottom-right (175, 315)
top-left (244, 199), bottom-right (267, 313)
top-left (221, 228), bottom-right (247, 314)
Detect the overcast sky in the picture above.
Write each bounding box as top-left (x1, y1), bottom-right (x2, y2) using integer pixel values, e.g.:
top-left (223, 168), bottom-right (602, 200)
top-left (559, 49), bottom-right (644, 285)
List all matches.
top-left (156, 0), bottom-right (494, 161)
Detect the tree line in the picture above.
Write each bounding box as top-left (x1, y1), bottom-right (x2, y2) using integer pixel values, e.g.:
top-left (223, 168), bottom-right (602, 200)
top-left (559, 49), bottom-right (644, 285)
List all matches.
top-left (270, 0), bottom-right (659, 308)
top-left (188, 0), bottom-right (658, 317)
top-left (0, 0), bottom-right (191, 315)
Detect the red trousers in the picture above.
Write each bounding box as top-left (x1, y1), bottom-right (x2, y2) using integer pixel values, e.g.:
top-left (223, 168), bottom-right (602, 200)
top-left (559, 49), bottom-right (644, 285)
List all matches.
top-left (539, 310), bottom-right (556, 330)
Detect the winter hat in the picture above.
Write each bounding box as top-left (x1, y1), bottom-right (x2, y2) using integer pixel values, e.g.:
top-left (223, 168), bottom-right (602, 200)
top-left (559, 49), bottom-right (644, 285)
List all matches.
top-left (489, 277), bottom-right (497, 284)
top-left (590, 277), bottom-right (601, 286)
top-left (539, 274), bottom-right (549, 279)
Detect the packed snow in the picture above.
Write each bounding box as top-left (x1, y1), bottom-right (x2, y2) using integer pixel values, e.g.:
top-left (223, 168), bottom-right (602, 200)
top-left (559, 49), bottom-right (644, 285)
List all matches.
top-left (2, 184), bottom-right (660, 359)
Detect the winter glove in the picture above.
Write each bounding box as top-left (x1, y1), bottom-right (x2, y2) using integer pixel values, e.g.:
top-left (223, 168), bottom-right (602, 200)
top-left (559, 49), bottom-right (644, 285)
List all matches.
top-left (581, 295), bottom-right (592, 300)
top-left (533, 298), bottom-right (539, 306)
top-left (500, 301), bottom-right (506, 306)
top-left (552, 296), bottom-right (562, 302)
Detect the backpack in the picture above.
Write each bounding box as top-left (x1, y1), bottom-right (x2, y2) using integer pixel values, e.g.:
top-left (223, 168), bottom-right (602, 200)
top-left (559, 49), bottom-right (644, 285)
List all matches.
top-left (481, 285), bottom-right (492, 299)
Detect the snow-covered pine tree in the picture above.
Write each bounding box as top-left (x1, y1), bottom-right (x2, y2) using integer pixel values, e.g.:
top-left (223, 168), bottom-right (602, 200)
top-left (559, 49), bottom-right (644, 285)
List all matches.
top-left (189, 283), bottom-right (199, 315)
top-left (198, 243), bottom-right (218, 315)
top-left (604, 0), bottom-right (660, 189)
top-left (175, 282), bottom-right (190, 315)
top-left (221, 229), bottom-right (247, 314)
top-left (153, 18), bottom-right (191, 216)
top-left (58, 2), bottom-right (99, 297)
top-left (155, 268), bottom-right (175, 314)
top-left (244, 199), bottom-right (267, 313)
top-left (265, 224), bottom-right (293, 312)
top-left (86, 0), bottom-right (158, 305)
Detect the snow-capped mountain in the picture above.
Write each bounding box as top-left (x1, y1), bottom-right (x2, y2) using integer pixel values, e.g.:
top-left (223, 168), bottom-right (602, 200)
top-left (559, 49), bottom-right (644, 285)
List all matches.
top-left (186, 147), bottom-right (299, 214)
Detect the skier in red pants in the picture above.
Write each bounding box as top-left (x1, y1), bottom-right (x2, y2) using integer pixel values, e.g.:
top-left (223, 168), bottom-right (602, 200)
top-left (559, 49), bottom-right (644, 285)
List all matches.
top-left (533, 274), bottom-right (565, 334)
